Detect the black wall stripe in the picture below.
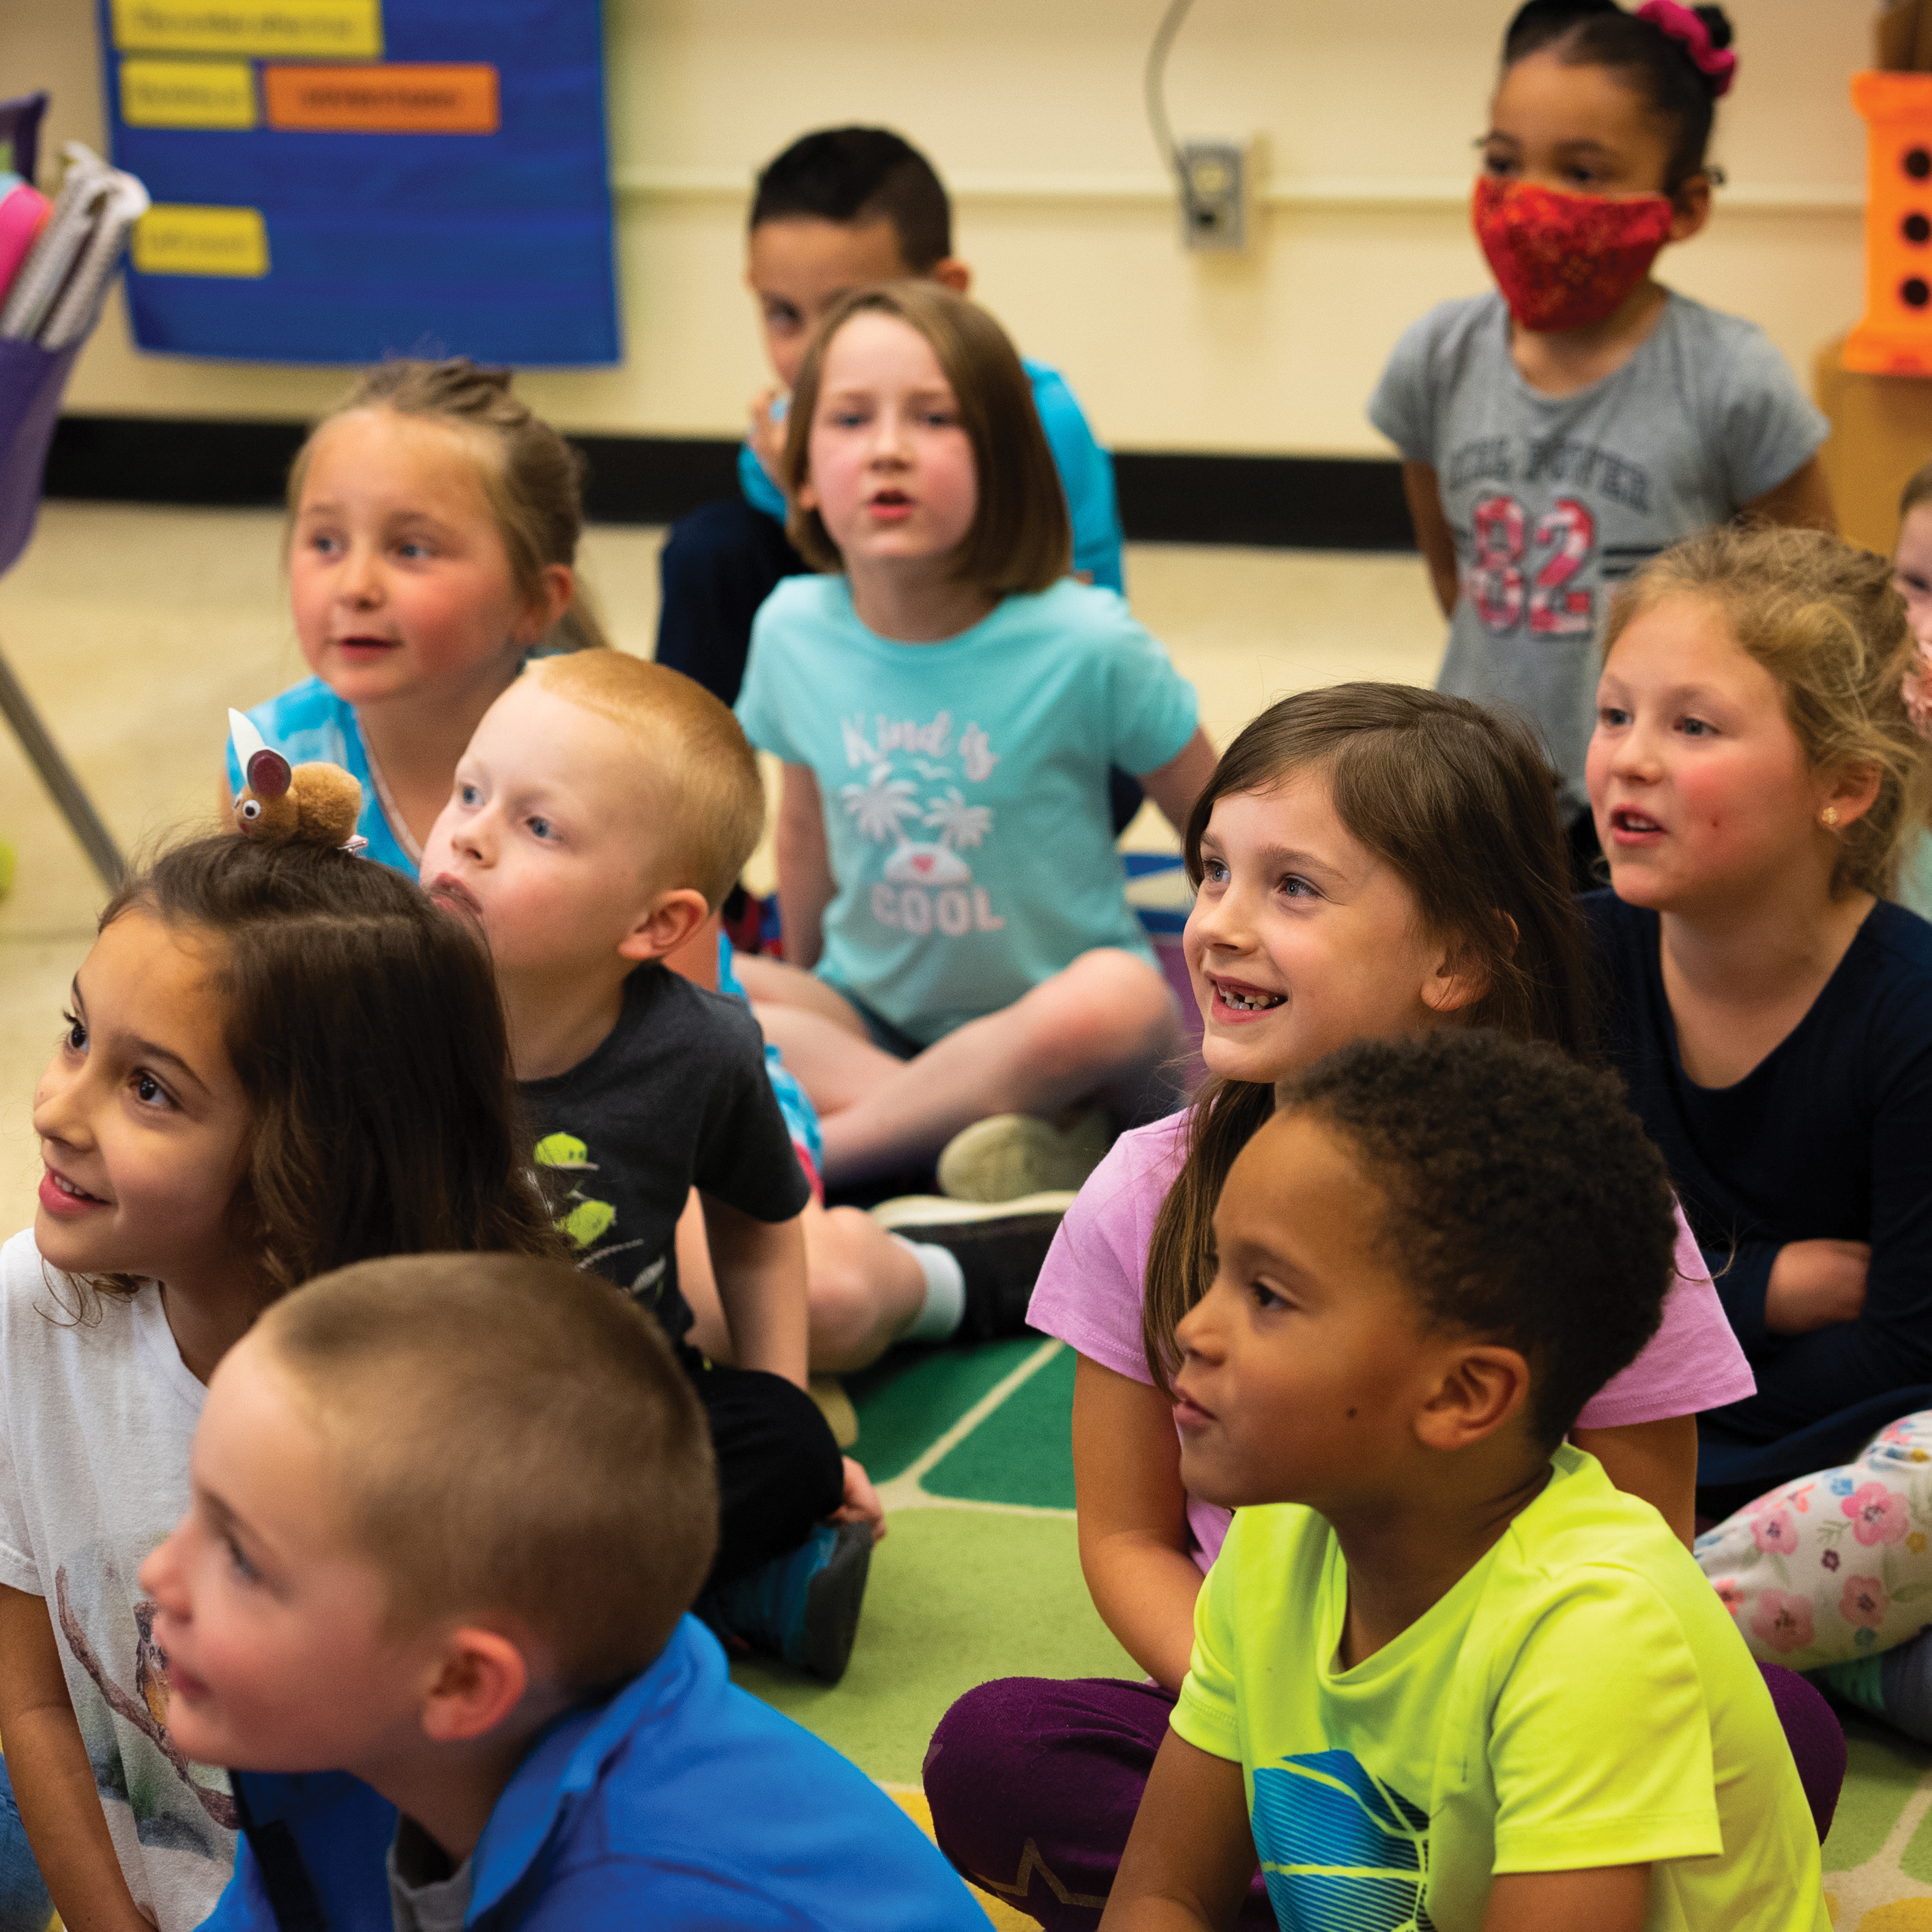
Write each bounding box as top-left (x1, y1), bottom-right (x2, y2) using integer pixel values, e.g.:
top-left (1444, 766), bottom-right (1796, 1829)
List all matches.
top-left (40, 416), bottom-right (1418, 553)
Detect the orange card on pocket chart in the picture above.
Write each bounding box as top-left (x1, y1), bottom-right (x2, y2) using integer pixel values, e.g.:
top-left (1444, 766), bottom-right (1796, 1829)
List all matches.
top-left (262, 63), bottom-right (498, 135)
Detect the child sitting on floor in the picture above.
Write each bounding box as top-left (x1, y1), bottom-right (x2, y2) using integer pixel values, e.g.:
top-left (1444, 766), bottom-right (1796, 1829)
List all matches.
top-left (1584, 525), bottom-right (1932, 1500)
top-left (733, 282), bottom-right (1216, 1196)
top-left (1100, 1030), bottom-right (1827, 1931)
top-left (418, 649), bottom-right (922, 1681)
top-left (145, 1251), bottom-right (991, 1931)
top-left (655, 124), bottom-right (1124, 699)
top-left (229, 357), bottom-right (599, 869)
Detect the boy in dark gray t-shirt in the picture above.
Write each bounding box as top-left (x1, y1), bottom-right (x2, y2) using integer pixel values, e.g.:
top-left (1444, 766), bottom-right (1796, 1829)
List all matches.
top-left (1371, 289), bottom-right (1826, 823)
top-left (421, 649), bottom-right (879, 1684)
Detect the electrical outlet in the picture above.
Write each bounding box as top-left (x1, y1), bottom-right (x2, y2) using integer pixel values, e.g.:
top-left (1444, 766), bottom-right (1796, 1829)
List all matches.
top-left (1180, 141), bottom-right (1245, 251)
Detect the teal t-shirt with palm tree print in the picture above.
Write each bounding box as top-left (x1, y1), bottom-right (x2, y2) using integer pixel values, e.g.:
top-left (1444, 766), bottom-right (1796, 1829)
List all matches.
top-left (735, 574), bottom-right (1196, 1049)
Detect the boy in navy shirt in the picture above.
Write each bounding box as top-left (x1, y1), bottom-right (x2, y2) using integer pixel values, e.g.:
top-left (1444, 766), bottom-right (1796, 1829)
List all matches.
top-left (141, 1252), bottom-right (989, 1931)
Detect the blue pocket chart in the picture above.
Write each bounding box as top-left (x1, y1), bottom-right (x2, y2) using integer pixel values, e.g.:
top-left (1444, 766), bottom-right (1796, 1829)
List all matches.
top-left (100, 0), bottom-right (619, 364)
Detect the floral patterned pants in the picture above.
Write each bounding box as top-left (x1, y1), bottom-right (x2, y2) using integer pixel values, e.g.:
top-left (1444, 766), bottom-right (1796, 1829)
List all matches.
top-left (1697, 1411), bottom-right (1932, 1671)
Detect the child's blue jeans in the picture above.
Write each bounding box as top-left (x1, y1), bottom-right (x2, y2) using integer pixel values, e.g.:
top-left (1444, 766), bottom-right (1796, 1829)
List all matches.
top-left (0, 1759), bottom-right (51, 1931)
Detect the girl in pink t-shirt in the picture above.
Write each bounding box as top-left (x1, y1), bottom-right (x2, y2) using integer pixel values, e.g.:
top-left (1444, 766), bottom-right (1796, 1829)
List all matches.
top-left (925, 684), bottom-right (1833, 1928)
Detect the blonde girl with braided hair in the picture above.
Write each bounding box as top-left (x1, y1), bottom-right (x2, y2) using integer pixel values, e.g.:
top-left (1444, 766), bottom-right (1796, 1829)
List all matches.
top-left (224, 358), bottom-right (608, 872)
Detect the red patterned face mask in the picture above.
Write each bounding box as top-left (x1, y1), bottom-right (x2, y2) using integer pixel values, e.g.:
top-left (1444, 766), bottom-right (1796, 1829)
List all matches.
top-left (1472, 176), bottom-right (1674, 333)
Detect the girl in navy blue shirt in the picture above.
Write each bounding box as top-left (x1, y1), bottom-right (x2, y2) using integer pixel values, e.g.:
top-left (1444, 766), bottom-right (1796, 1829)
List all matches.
top-left (1584, 523), bottom-right (1932, 1499)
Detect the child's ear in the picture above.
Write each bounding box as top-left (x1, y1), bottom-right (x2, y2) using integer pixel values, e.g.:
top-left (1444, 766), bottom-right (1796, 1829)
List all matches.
top-left (931, 257), bottom-right (972, 296)
top-left (1420, 943), bottom-right (1488, 1018)
top-left (1819, 760), bottom-right (1884, 834)
top-left (618, 888), bottom-right (712, 965)
top-left (418, 1627), bottom-right (530, 1745)
top-left (512, 564), bottom-right (574, 647)
top-left (1667, 174), bottom-right (1712, 244)
top-left (1414, 1342), bottom-right (1532, 1452)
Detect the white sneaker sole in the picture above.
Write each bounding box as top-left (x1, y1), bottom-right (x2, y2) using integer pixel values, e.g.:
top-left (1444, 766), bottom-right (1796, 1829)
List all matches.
top-left (870, 1190), bottom-right (1077, 1231)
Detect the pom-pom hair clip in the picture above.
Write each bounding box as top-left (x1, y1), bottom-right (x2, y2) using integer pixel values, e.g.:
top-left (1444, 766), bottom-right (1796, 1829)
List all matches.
top-left (227, 709), bottom-right (368, 852)
top-left (1633, 0), bottom-right (1736, 98)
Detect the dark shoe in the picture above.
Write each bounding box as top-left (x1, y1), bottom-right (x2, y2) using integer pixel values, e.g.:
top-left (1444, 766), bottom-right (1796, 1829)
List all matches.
top-left (699, 1519), bottom-right (873, 1684)
top-left (872, 1193), bottom-right (1070, 1340)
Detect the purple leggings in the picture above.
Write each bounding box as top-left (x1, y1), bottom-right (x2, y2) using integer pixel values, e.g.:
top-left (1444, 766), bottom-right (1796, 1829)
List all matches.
top-left (924, 1666), bottom-right (1845, 1931)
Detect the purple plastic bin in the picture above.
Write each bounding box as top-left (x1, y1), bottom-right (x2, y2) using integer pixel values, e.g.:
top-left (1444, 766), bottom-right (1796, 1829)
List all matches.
top-left (0, 336), bottom-right (79, 577)
top-left (0, 332), bottom-right (124, 887)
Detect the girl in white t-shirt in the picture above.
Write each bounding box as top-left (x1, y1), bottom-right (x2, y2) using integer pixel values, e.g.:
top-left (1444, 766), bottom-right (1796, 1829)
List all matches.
top-left (924, 685), bottom-right (1834, 1930)
top-left (0, 832), bottom-right (559, 1932)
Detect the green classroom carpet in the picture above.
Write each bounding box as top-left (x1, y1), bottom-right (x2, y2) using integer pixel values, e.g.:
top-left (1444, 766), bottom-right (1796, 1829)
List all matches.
top-left (733, 1333), bottom-right (1932, 1930)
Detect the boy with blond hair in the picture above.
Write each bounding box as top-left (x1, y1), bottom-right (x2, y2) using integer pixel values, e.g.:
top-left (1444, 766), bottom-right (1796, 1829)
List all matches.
top-left (420, 653), bottom-right (876, 1679)
top-left (147, 1253), bottom-right (989, 1929)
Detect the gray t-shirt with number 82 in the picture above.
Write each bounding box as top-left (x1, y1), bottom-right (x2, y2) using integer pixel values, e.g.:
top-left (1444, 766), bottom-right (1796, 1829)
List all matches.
top-left (1370, 289), bottom-right (1826, 813)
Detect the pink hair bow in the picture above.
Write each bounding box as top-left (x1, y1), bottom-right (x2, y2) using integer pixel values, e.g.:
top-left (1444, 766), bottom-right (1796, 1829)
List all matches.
top-left (1636, 0), bottom-right (1736, 98)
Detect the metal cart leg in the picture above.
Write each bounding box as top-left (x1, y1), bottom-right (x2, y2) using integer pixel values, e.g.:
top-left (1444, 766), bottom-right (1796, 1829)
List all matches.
top-left (0, 644), bottom-right (123, 890)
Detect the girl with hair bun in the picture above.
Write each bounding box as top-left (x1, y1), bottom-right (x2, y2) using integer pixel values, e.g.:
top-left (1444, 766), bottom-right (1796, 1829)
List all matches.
top-left (1373, 0), bottom-right (1833, 888)
top-left (225, 357), bottom-right (606, 873)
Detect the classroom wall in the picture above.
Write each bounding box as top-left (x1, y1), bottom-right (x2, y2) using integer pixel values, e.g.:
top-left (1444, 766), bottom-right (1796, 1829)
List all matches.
top-left (0, 0), bottom-right (1871, 456)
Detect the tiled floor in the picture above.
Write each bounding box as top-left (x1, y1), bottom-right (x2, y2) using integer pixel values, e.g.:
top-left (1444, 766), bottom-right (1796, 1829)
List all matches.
top-left (0, 502), bottom-right (1443, 1238)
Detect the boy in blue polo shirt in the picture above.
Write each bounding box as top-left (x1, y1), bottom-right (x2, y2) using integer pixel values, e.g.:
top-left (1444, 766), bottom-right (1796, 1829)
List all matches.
top-left (140, 1253), bottom-right (985, 1931)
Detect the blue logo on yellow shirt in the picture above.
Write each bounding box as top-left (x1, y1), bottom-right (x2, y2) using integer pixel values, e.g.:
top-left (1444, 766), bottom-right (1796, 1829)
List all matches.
top-left (1250, 1750), bottom-right (1433, 1931)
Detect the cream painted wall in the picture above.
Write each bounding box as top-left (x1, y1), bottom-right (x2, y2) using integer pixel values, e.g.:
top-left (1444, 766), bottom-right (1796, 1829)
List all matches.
top-left (0, 0), bottom-right (1874, 454)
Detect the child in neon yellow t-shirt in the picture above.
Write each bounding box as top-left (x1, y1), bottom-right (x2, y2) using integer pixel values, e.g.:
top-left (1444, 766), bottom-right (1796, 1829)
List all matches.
top-left (1104, 1031), bottom-right (1827, 1932)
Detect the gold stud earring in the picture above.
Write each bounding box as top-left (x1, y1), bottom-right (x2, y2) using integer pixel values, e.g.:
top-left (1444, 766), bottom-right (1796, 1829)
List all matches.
top-left (1822, 806), bottom-right (1841, 829)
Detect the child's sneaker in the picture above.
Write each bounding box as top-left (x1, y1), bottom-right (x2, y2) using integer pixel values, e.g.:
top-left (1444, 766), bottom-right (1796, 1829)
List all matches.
top-left (872, 1193), bottom-right (1071, 1339)
top-left (699, 1520), bottom-right (873, 1684)
top-left (936, 1111), bottom-right (1111, 1203)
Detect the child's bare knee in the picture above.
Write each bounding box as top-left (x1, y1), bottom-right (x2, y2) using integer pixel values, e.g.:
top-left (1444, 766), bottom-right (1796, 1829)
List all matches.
top-left (1027, 950), bottom-right (1177, 1077)
top-left (806, 1210), bottom-right (890, 1352)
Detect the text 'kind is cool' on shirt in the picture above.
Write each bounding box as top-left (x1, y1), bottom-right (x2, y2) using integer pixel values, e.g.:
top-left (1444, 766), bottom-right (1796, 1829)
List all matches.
top-left (1369, 289), bottom-right (1826, 812)
top-left (1173, 1447), bottom-right (1826, 1932)
top-left (519, 965), bottom-right (810, 1342)
top-left (736, 575), bottom-right (1198, 1047)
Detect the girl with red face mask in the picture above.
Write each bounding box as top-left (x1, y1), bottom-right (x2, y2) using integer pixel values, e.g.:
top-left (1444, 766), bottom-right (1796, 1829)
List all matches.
top-left (1370, 0), bottom-right (1835, 891)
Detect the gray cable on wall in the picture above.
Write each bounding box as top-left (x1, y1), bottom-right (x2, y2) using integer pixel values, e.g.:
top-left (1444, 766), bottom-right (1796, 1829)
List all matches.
top-left (1144, 0), bottom-right (1197, 186)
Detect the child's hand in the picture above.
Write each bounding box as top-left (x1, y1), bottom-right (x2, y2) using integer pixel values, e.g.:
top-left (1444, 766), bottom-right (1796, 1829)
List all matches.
top-left (829, 1455), bottom-right (886, 1543)
top-left (1765, 1238), bottom-right (1871, 1335)
top-left (747, 386), bottom-right (788, 488)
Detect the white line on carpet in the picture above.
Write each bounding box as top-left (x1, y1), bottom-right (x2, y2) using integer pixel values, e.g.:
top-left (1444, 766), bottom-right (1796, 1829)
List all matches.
top-left (876, 1338), bottom-right (1065, 1512)
top-left (884, 1491), bottom-right (1077, 1521)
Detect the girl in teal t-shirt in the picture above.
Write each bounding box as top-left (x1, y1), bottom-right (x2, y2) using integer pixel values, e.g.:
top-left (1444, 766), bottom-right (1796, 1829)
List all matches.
top-left (733, 282), bottom-right (1215, 1191)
